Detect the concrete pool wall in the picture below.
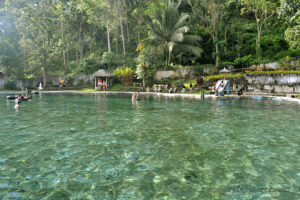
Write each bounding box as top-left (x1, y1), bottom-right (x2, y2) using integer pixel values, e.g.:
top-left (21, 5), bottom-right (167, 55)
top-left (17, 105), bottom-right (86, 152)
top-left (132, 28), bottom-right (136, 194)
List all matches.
top-left (12, 90), bottom-right (297, 104)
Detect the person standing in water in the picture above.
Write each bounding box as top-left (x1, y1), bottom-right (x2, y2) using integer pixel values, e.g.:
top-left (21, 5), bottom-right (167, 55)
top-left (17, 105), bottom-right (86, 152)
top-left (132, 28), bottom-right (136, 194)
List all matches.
top-left (132, 92), bottom-right (137, 101)
top-left (201, 89), bottom-right (205, 99)
top-left (15, 101), bottom-right (21, 110)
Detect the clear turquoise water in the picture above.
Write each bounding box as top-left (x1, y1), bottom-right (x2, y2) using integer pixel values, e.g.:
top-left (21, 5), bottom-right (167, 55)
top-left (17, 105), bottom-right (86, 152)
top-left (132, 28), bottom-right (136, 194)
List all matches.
top-left (0, 94), bottom-right (299, 200)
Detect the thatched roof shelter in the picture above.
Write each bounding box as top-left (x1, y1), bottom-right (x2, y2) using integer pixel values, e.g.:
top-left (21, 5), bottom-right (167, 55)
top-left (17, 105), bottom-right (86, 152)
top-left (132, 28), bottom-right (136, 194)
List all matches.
top-left (219, 67), bottom-right (230, 73)
top-left (91, 69), bottom-right (113, 78)
top-left (91, 69), bottom-right (114, 90)
top-left (220, 67), bottom-right (230, 80)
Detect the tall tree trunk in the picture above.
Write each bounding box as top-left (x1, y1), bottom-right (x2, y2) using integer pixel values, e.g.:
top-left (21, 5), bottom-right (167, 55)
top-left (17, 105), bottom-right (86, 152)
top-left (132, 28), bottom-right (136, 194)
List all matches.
top-left (166, 50), bottom-right (169, 68)
top-left (223, 26), bottom-right (228, 55)
top-left (61, 21), bottom-right (67, 72)
top-left (76, 50), bottom-right (78, 63)
top-left (90, 25), bottom-right (92, 54)
top-left (43, 67), bottom-right (47, 88)
top-left (79, 21), bottom-right (83, 63)
top-left (105, 0), bottom-right (111, 52)
top-left (237, 32), bottom-right (241, 58)
top-left (256, 23), bottom-right (262, 59)
top-left (66, 47), bottom-right (69, 64)
top-left (119, 16), bottom-right (126, 55)
top-left (125, 10), bottom-right (130, 43)
top-left (215, 43), bottom-right (219, 68)
top-left (237, 30), bottom-right (243, 58)
top-left (115, 21), bottom-right (118, 53)
top-left (42, 52), bottom-right (47, 87)
top-left (107, 26), bottom-right (111, 52)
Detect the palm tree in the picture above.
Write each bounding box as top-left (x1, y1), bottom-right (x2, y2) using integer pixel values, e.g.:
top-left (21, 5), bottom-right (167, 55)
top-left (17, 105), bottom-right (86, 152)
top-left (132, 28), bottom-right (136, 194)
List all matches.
top-left (137, 0), bottom-right (202, 67)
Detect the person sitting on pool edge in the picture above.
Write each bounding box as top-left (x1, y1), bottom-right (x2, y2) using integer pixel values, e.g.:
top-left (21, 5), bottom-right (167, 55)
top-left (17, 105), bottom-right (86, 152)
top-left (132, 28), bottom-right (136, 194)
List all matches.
top-left (238, 85), bottom-right (246, 96)
top-left (181, 84), bottom-right (186, 93)
top-left (169, 84), bottom-right (177, 93)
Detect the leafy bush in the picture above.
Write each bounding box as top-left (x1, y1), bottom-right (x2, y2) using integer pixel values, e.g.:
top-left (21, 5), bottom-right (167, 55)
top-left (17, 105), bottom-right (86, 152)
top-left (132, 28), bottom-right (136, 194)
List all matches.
top-left (82, 53), bottom-right (101, 74)
top-left (78, 78), bottom-right (85, 86)
top-left (204, 73), bottom-right (243, 81)
top-left (69, 61), bottom-right (78, 71)
top-left (4, 80), bottom-right (17, 90)
top-left (66, 74), bottom-right (74, 86)
top-left (222, 61), bottom-right (234, 67)
top-left (261, 34), bottom-right (289, 59)
top-left (233, 55), bottom-right (256, 69)
top-left (211, 67), bottom-right (219, 74)
top-left (136, 46), bottom-right (164, 78)
top-left (288, 49), bottom-right (300, 58)
top-left (102, 52), bottom-right (125, 70)
top-left (114, 67), bottom-right (135, 86)
top-left (193, 63), bottom-right (205, 76)
top-left (274, 49), bottom-right (300, 60)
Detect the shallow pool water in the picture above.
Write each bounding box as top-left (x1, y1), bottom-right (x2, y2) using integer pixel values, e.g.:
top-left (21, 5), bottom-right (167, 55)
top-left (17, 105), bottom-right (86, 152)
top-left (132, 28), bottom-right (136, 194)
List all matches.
top-left (0, 94), bottom-right (299, 200)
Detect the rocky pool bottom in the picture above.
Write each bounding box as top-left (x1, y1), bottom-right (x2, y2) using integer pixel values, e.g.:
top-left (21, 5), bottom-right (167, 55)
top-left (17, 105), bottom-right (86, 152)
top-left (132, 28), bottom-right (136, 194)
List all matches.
top-left (0, 94), bottom-right (299, 200)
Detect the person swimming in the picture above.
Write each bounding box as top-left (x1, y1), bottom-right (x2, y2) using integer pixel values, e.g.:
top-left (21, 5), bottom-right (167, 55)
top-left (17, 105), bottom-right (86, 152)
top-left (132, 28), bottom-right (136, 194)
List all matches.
top-left (15, 101), bottom-right (21, 110)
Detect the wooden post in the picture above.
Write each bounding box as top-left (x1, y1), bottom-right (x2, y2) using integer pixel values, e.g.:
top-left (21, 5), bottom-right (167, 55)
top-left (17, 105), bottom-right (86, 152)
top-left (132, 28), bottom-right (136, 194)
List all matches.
top-left (95, 78), bottom-right (96, 90)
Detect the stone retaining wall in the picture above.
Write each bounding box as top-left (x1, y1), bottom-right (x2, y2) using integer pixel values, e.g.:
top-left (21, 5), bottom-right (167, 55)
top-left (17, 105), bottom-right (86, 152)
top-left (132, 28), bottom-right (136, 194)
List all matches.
top-left (1, 74), bottom-right (93, 89)
top-left (154, 69), bottom-right (195, 80)
top-left (241, 74), bottom-right (300, 93)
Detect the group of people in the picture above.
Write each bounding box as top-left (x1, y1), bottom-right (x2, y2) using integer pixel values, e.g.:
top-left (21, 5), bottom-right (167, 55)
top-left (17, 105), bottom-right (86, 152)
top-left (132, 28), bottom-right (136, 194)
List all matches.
top-left (98, 78), bottom-right (113, 90)
top-left (168, 84), bottom-right (205, 98)
top-left (14, 94), bottom-right (28, 110)
top-left (169, 83), bottom-right (195, 94)
top-left (168, 84), bottom-right (177, 93)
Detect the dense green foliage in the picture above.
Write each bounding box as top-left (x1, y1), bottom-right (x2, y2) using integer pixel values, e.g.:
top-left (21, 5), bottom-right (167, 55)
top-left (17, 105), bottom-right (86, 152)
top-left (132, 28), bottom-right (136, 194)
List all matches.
top-left (114, 66), bottom-right (135, 85)
top-left (0, 0), bottom-right (299, 85)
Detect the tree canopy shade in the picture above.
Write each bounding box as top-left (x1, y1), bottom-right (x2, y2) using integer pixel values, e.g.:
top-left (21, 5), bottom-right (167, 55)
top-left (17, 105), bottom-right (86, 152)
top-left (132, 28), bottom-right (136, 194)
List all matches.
top-left (0, 0), bottom-right (298, 83)
top-left (240, 0), bottom-right (277, 59)
top-left (191, 0), bottom-right (226, 67)
top-left (284, 10), bottom-right (300, 49)
top-left (137, 0), bottom-right (202, 68)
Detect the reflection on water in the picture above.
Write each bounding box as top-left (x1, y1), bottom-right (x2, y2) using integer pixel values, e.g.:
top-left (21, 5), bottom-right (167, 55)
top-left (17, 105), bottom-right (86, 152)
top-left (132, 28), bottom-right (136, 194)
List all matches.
top-left (0, 94), bottom-right (299, 199)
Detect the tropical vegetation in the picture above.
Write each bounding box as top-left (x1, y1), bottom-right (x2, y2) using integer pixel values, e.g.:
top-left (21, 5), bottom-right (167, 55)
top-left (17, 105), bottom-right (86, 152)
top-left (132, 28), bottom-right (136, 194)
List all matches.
top-left (0, 0), bottom-right (299, 88)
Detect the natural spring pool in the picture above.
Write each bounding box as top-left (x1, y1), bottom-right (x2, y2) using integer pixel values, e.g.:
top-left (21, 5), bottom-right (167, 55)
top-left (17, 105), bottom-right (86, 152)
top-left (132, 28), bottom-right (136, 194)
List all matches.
top-left (0, 94), bottom-right (299, 200)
